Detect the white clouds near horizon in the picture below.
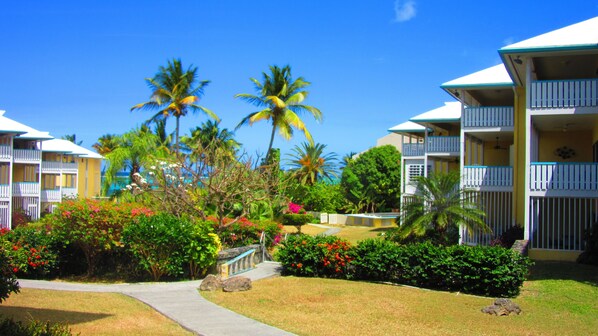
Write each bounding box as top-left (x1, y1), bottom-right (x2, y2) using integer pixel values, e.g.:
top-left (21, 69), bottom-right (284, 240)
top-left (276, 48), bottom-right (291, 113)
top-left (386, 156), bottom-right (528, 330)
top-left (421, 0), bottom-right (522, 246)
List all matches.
top-left (394, 0), bottom-right (416, 22)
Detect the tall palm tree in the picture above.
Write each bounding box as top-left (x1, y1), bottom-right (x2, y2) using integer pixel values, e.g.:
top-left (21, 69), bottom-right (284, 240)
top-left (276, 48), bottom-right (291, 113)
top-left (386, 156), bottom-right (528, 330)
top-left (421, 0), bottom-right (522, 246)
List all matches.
top-left (397, 171), bottom-right (489, 244)
top-left (181, 120), bottom-right (240, 155)
top-left (235, 65), bottom-right (322, 160)
top-left (286, 142), bottom-right (338, 186)
top-left (92, 134), bottom-right (118, 156)
top-left (131, 58), bottom-right (218, 153)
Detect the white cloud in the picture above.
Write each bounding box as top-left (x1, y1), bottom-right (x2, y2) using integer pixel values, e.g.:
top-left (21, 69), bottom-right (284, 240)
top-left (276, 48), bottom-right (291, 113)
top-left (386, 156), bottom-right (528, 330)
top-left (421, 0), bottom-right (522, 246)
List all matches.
top-left (394, 0), bottom-right (416, 22)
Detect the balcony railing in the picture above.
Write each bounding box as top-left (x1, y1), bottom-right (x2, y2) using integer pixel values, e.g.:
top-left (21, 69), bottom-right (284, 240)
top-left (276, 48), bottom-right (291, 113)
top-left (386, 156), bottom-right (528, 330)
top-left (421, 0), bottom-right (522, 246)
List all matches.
top-left (0, 184), bottom-right (9, 198)
top-left (0, 145), bottom-right (11, 160)
top-left (530, 79), bottom-right (598, 108)
top-left (463, 107), bottom-right (514, 128)
top-left (41, 161), bottom-right (78, 172)
top-left (427, 136), bottom-right (460, 153)
top-left (13, 149), bottom-right (41, 163)
top-left (530, 162), bottom-right (598, 192)
top-left (41, 189), bottom-right (61, 202)
top-left (62, 187), bottom-right (77, 198)
top-left (463, 166), bottom-right (513, 189)
top-left (402, 143), bottom-right (425, 156)
top-left (12, 182), bottom-right (40, 196)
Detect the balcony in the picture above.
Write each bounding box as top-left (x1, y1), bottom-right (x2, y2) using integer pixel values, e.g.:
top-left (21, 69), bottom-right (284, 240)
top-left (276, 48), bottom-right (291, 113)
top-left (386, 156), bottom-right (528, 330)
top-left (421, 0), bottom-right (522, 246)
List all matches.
top-left (530, 79), bottom-right (598, 109)
top-left (529, 162), bottom-right (598, 195)
top-left (427, 136), bottom-right (460, 154)
top-left (41, 161), bottom-right (79, 173)
top-left (0, 184), bottom-right (9, 199)
top-left (0, 145), bottom-right (11, 161)
top-left (62, 187), bottom-right (77, 198)
top-left (13, 149), bottom-right (41, 163)
top-left (463, 166), bottom-right (513, 190)
top-left (12, 182), bottom-right (40, 197)
top-left (402, 143), bottom-right (425, 157)
top-left (463, 107), bottom-right (514, 128)
top-left (41, 189), bottom-right (61, 202)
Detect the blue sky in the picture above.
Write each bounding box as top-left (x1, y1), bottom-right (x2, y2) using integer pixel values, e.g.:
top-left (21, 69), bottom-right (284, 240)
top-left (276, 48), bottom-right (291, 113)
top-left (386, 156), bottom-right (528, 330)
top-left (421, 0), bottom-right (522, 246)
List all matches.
top-left (1, 1), bottom-right (596, 162)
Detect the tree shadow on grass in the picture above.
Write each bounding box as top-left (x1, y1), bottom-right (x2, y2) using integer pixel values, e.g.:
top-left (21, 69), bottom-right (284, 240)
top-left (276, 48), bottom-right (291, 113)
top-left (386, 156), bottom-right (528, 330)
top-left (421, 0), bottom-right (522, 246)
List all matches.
top-left (0, 306), bottom-right (112, 325)
top-left (527, 260), bottom-right (598, 287)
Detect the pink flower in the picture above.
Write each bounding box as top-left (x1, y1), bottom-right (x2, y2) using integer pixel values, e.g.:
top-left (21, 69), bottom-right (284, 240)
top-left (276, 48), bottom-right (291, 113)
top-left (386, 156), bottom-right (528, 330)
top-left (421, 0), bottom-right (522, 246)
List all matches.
top-left (288, 202), bottom-right (303, 214)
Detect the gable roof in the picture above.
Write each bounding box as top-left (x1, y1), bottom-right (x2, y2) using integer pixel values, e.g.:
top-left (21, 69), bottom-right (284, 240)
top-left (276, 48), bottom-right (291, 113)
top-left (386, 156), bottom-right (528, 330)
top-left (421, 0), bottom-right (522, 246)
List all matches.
top-left (409, 102), bottom-right (461, 123)
top-left (388, 121), bottom-right (429, 134)
top-left (43, 138), bottom-right (103, 159)
top-left (0, 111), bottom-right (53, 140)
top-left (441, 64), bottom-right (513, 89)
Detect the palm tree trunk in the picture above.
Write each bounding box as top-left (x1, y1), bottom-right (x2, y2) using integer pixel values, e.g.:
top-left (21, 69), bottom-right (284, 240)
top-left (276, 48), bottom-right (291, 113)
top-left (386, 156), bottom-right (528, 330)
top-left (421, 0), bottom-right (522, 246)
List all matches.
top-left (175, 116), bottom-right (180, 155)
top-left (265, 124), bottom-right (277, 163)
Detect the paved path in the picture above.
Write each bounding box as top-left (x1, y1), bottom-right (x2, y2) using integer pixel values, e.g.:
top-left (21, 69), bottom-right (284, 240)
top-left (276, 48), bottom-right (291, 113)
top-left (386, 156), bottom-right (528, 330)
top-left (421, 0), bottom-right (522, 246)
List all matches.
top-left (19, 261), bottom-right (294, 336)
top-left (309, 223), bottom-right (342, 236)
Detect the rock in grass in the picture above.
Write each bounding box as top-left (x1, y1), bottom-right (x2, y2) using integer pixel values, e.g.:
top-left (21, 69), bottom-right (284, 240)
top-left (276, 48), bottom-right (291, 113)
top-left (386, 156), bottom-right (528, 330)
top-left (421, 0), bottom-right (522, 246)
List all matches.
top-left (222, 276), bottom-right (252, 292)
top-left (482, 298), bottom-right (521, 316)
top-left (199, 274), bottom-right (223, 291)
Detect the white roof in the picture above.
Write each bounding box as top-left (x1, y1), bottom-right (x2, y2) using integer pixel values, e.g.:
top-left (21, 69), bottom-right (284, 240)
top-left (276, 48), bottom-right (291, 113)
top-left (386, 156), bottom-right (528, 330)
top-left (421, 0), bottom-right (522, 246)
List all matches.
top-left (0, 111), bottom-right (53, 140)
top-left (410, 102), bottom-right (461, 122)
top-left (441, 64), bottom-right (513, 88)
top-left (42, 139), bottom-right (103, 159)
top-left (388, 121), bottom-right (428, 133)
top-left (501, 16), bottom-right (598, 52)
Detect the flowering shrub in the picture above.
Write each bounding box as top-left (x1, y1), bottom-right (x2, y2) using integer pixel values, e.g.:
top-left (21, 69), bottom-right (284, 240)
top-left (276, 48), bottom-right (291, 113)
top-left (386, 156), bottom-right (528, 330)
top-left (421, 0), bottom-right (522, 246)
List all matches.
top-left (0, 234), bottom-right (19, 302)
top-left (281, 202), bottom-right (312, 233)
top-left (1, 225), bottom-right (58, 278)
top-left (46, 199), bottom-right (154, 276)
top-left (276, 234), bottom-right (354, 278)
top-left (208, 216), bottom-right (283, 248)
top-left (287, 202), bottom-right (305, 214)
top-left (122, 213), bottom-right (221, 281)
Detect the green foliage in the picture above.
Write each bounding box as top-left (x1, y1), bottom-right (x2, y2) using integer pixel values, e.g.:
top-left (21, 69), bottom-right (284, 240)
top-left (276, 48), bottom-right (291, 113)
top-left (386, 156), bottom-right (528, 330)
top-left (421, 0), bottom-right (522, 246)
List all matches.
top-left (0, 316), bottom-right (73, 336)
top-left (122, 213), bottom-right (220, 281)
top-left (208, 217), bottom-right (283, 249)
top-left (281, 214), bottom-right (312, 227)
top-left (2, 225), bottom-right (58, 278)
top-left (351, 241), bottom-right (532, 297)
top-left (285, 180), bottom-right (344, 213)
top-left (276, 234), bottom-right (354, 278)
top-left (285, 142), bottom-right (338, 186)
top-left (397, 172), bottom-right (489, 244)
top-left (47, 199), bottom-right (154, 276)
top-left (0, 232), bottom-right (20, 303)
top-left (340, 145), bottom-right (401, 212)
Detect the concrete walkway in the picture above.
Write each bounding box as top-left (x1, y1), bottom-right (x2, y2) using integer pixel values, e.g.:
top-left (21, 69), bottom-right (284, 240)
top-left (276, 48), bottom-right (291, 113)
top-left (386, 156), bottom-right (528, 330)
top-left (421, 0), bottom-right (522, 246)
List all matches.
top-left (309, 223), bottom-right (342, 236)
top-left (19, 261), bottom-right (294, 336)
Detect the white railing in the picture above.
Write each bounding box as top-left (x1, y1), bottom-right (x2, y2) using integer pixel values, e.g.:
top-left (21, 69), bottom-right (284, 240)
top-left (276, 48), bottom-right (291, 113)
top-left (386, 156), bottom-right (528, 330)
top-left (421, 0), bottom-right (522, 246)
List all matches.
top-left (62, 187), bottom-right (77, 198)
top-left (62, 162), bottom-right (78, 171)
top-left (0, 145), bottom-right (11, 160)
top-left (0, 202), bottom-right (9, 229)
top-left (530, 162), bottom-right (598, 192)
top-left (0, 184), bottom-right (9, 198)
top-left (463, 107), bottom-right (514, 127)
top-left (12, 182), bottom-right (40, 196)
top-left (461, 191), bottom-right (513, 246)
top-left (530, 79), bottom-right (598, 108)
top-left (463, 166), bottom-right (513, 189)
top-left (41, 189), bottom-right (61, 202)
top-left (427, 136), bottom-right (460, 153)
top-left (13, 149), bottom-right (41, 162)
top-left (41, 161), bottom-right (78, 172)
top-left (402, 143), bottom-right (425, 156)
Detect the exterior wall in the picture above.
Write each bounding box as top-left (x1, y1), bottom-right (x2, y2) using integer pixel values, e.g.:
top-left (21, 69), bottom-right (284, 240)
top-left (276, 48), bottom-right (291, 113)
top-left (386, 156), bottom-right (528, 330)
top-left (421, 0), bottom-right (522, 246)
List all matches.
top-left (513, 87), bottom-right (527, 228)
top-left (482, 142), bottom-right (510, 166)
top-left (528, 249), bottom-right (580, 262)
top-left (376, 133), bottom-right (403, 152)
top-left (537, 130), bottom-right (593, 162)
top-left (77, 158), bottom-right (102, 198)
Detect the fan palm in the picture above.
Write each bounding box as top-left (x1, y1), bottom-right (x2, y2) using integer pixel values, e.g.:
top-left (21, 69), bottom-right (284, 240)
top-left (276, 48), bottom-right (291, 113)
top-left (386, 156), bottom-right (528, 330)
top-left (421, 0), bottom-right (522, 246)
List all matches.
top-left (131, 58), bottom-right (218, 153)
top-left (398, 171), bottom-right (489, 244)
top-left (181, 120), bottom-right (240, 156)
top-left (92, 134), bottom-right (118, 156)
top-left (235, 65), bottom-right (322, 160)
top-left (286, 142), bottom-right (338, 186)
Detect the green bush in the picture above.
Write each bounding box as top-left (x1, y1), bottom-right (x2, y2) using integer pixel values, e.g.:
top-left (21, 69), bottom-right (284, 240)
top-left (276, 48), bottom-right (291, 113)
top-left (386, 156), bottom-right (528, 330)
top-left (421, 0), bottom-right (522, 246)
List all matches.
top-left (281, 214), bottom-right (313, 233)
top-left (122, 213), bottom-right (220, 281)
top-left (352, 241), bottom-right (532, 297)
top-left (208, 217), bottom-right (283, 248)
top-left (0, 231), bottom-right (20, 303)
top-left (0, 316), bottom-right (73, 336)
top-left (276, 234), bottom-right (354, 278)
top-left (1, 225), bottom-right (58, 278)
top-left (46, 199), bottom-right (154, 276)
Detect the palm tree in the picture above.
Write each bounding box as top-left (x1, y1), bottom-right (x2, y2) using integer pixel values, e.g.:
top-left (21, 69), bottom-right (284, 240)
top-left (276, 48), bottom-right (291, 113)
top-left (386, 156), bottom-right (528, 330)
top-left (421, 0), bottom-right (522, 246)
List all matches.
top-left (397, 171), bottom-right (489, 245)
top-left (181, 120), bottom-right (240, 156)
top-left (340, 151), bottom-right (357, 169)
top-left (235, 65), bottom-right (322, 160)
top-left (131, 58), bottom-right (218, 153)
top-left (62, 134), bottom-right (82, 146)
top-left (286, 142), bottom-right (338, 186)
top-left (92, 134), bottom-right (118, 156)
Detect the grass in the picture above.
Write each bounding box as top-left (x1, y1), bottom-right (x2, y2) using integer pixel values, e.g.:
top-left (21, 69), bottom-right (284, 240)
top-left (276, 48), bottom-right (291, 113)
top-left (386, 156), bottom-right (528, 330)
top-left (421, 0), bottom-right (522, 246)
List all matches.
top-left (0, 288), bottom-right (194, 336)
top-left (332, 226), bottom-right (395, 245)
top-left (282, 224), bottom-right (328, 236)
top-left (202, 261), bottom-right (598, 336)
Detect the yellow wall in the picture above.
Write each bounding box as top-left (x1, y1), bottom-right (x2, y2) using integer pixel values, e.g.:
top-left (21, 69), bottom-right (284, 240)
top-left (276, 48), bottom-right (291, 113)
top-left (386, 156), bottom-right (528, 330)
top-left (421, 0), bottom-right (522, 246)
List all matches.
top-left (77, 158), bottom-right (102, 198)
top-left (513, 87), bottom-right (527, 227)
top-left (482, 142), bottom-right (510, 166)
top-left (593, 122), bottom-right (598, 144)
top-left (529, 249), bottom-right (580, 262)
top-left (538, 131), bottom-right (593, 162)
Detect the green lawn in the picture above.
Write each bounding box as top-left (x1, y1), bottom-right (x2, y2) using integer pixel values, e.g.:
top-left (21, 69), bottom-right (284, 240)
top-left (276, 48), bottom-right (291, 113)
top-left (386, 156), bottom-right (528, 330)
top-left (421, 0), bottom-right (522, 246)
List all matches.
top-left (202, 261), bottom-right (598, 336)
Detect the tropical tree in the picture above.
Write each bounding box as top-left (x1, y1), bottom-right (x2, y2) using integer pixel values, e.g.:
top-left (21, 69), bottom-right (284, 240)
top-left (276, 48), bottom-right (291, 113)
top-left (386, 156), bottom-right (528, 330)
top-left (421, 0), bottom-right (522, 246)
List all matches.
top-left (340, 151), bottom-right (357, 170)
top-left (397, 171), bottom-right (489, 245)
top-left (131, 58), bottom-right (218, 152)
top-left (181, 120), bottom-right (240, 158)
top-left (286, 142), bottom-right (338, 186)
top-left (62, 134), bottom-right (82, 145)
top-left (92, 134), bottom-right (118, 156)
top-left (235, 65), bottom-right (322, 160)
